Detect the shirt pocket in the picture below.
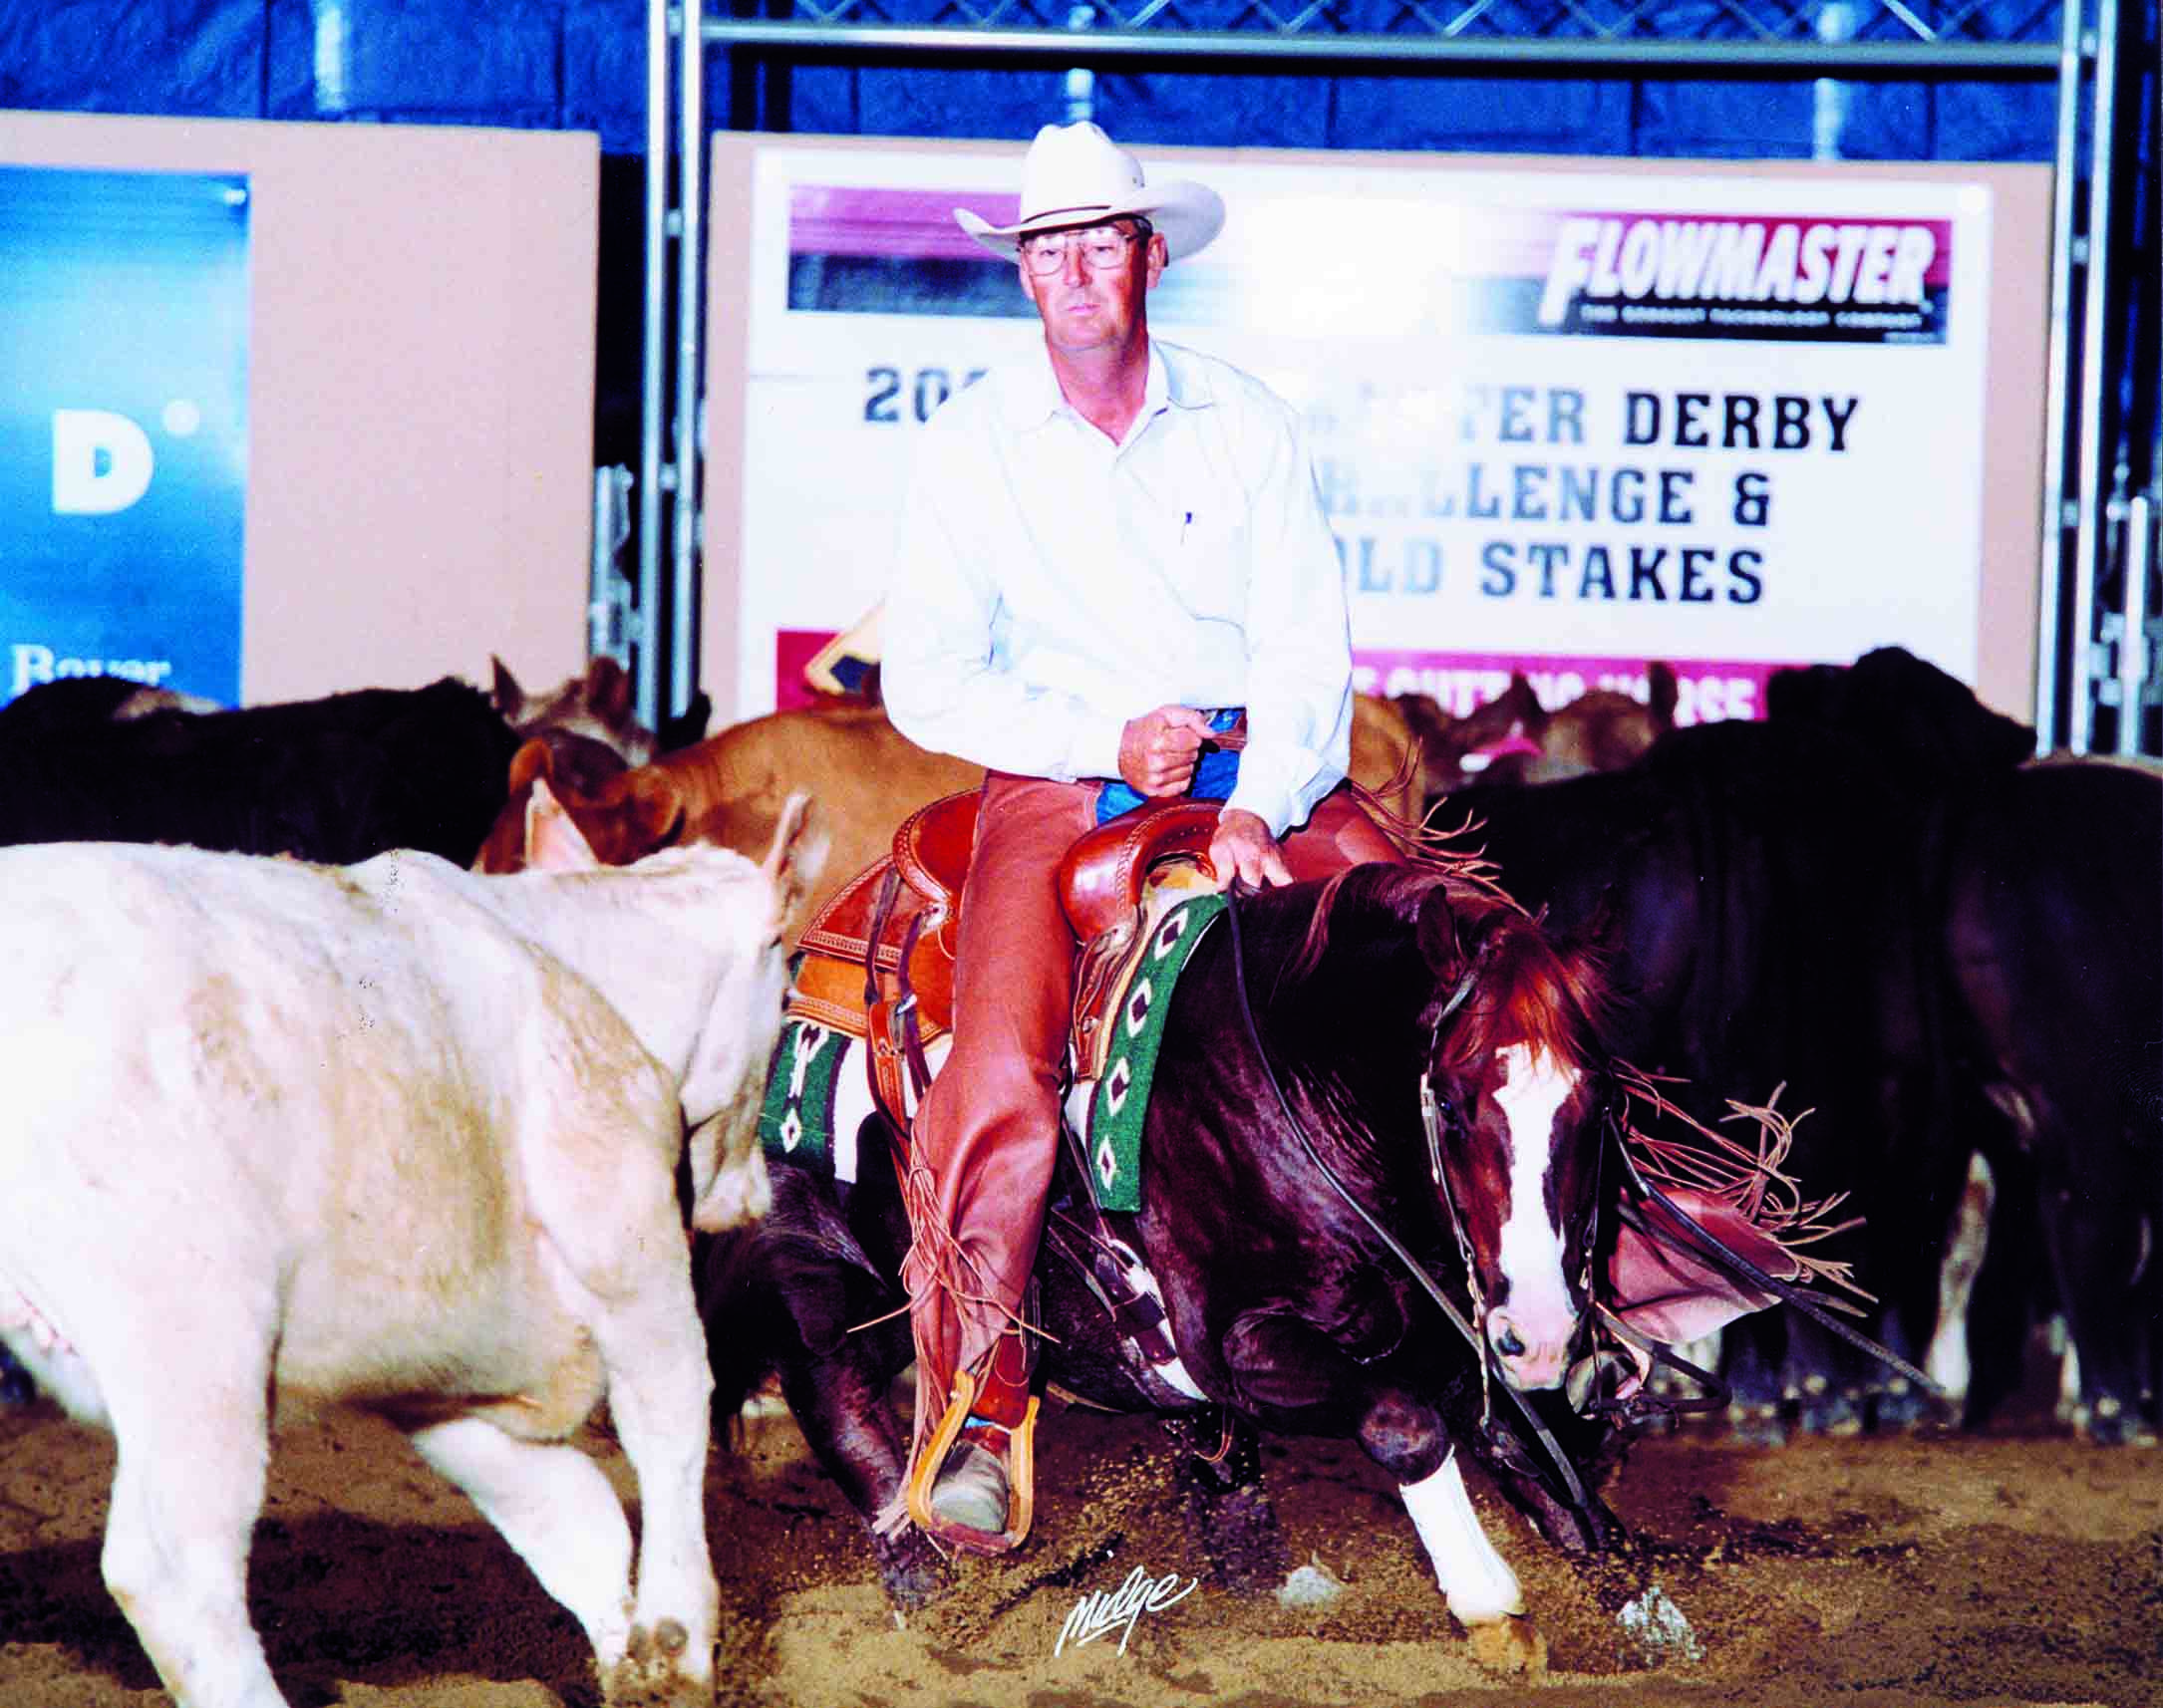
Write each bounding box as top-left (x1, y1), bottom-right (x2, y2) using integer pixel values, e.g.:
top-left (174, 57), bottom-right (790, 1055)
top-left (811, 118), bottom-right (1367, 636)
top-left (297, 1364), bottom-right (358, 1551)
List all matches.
top-left (1169, 505), bottom-right (1249, 625)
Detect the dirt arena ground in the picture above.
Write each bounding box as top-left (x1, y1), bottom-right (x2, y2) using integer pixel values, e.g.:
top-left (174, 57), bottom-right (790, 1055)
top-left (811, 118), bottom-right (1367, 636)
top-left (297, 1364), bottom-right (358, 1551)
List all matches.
top-left (0, 1349), bottom-right (2155, 1708)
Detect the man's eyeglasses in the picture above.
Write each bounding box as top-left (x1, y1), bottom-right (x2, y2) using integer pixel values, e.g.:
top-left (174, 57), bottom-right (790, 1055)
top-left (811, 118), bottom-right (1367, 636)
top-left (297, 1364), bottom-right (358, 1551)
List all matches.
top-left (1018, 221), bottom-right (1150, 276)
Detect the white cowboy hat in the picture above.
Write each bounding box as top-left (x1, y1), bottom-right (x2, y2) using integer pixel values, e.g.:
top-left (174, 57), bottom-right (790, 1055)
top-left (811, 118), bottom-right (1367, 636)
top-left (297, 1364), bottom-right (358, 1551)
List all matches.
top-left (955, 122), bottom-right (1225, 263)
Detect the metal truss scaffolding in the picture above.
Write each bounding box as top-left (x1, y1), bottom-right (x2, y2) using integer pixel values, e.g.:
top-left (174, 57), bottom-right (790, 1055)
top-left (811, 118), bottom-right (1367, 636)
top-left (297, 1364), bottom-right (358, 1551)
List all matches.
top-left (639, 0), bottom-right (2159, 756)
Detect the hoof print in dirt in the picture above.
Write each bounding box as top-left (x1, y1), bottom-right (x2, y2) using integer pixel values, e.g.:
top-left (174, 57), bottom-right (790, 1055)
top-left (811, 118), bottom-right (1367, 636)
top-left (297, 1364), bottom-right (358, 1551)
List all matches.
top-left (1464, 1611), bottom-right (1547, 1675)
top-left (1171, 1430), bottom-right (1287, 1593)
top-left (1186, 1479), bottom-right (1288, 1593)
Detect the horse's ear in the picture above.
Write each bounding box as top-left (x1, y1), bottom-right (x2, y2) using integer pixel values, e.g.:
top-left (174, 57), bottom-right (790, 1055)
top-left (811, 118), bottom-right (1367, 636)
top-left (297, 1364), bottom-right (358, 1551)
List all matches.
top-left (1450, 900), bottom-right (1526, 977)
top-left (1580, 889), bottom-right (1623, 957)
top-left (523, 778), bottom-right (600, 872)
top-left (1412, 882), bottom-right (1465, 977)
top-left (505, 735), bottom-right (554, 795)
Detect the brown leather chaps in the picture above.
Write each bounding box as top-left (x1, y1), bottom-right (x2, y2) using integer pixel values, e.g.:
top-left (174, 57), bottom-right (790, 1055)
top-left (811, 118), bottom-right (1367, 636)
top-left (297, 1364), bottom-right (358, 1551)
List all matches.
top-left (898, 771), bottom-right (1401, 1458)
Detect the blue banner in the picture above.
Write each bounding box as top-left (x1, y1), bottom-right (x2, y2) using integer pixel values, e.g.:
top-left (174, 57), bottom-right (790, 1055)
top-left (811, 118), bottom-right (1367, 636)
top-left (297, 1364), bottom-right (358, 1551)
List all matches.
top-left (0, 166), bottom-right (250, 709)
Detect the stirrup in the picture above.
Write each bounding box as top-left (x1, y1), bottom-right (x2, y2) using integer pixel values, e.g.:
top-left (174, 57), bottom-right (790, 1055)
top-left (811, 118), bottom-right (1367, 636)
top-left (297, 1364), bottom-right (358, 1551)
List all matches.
top-left (905, 1365), bottom-right (1040, 1555)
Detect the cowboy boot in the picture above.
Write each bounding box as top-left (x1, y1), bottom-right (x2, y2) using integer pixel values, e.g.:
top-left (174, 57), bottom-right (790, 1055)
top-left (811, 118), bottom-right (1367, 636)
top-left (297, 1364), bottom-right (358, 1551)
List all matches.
top-left (917, 1291), bottom-right (1041, 1551)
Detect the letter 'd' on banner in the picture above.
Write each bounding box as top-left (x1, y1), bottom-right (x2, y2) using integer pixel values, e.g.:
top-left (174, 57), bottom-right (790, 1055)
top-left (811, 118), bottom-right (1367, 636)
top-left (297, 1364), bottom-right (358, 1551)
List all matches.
top-left (52, 410), bottom-right (154, 515)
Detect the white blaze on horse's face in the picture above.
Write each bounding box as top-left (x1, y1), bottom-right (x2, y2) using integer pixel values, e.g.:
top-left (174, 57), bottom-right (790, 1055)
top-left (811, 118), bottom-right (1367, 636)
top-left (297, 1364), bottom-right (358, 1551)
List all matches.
top-left (1486, 1040), bottom-right (1582, 1391)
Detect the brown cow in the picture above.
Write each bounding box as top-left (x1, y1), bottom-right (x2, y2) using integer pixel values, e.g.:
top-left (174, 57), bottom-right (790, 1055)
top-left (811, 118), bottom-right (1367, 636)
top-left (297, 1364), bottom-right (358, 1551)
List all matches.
top-left (1397, 665), bottom-right (1679, 802)
top-left (474, 695), bottom-right (1421, 944)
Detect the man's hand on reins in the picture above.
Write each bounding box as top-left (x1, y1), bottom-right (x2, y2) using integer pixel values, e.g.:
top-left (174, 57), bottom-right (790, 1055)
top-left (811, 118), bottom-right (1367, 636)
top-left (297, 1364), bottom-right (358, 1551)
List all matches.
top-left (1209, 807), bottom-right (1294, 891)
top-left (1119, 705), bottom-right (1213, 797)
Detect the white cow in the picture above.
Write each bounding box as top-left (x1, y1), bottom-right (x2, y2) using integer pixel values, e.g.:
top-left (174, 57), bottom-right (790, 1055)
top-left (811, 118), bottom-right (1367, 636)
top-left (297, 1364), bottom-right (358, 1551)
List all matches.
top-left (0, 782), bottom-right (814, 1708)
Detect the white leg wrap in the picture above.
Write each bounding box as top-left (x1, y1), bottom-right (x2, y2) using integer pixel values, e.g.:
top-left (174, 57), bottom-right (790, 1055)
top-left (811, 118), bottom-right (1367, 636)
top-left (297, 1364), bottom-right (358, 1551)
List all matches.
top-left (1400, 1450), bottom-right (1524, 1624)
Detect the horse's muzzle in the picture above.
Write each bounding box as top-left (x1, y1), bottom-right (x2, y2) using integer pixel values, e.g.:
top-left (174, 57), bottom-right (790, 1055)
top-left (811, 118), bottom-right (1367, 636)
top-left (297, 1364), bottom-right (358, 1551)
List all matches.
top-left (1487, 1309), bottom-right (1578, 1391)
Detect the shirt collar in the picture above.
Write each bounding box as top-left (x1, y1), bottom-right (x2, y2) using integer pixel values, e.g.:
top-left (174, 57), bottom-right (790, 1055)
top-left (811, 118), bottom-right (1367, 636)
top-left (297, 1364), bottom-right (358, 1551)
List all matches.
top-left (1000, 339), bottom-right (1210, 434)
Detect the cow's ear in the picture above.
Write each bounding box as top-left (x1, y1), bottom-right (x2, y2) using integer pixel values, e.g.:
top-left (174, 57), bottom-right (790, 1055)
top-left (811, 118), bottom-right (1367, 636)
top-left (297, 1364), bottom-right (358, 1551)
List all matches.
top-left (764, 791), bottom-right (827, 921)
top-left (505, 735), bottom-right (554, 795)
top-left (490, 655), bottom-right (524, 716)
top-left (619, 769), bottom-right (688, 851)
top-left (585, 655), bottom-right (634, 725)
top-left (658, 691), bottom-right (713, 751)
top-left (524, 778), bottom-right (600, 872)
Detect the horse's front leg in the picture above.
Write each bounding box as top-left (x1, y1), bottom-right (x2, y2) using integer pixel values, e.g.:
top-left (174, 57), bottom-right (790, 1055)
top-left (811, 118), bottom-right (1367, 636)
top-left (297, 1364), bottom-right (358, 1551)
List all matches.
top-left (1365, 1390), bottom-right (1544, 1672)
top-left (1220, 1313), bottom-right (1544, 1672)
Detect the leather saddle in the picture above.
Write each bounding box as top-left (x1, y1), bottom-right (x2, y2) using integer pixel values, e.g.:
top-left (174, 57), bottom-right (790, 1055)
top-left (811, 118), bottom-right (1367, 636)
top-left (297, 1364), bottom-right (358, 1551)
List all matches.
top-left (786, 791), bottom-right (1223, 1127)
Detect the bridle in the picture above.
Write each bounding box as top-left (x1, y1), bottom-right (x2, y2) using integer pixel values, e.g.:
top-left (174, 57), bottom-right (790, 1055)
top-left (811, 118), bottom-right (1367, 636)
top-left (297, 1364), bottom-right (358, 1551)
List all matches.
top-left (1219, 885), bottom-right (1950, 1505)
top-left (1221, 888), bottom-right (1596, 1513)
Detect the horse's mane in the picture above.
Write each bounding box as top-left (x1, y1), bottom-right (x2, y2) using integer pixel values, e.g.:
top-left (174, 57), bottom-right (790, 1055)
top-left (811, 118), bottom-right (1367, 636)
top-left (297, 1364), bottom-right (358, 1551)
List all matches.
top-left (1276, 860), bottom-right (1610, 1077)
top-left (1290, 793), bottom-right (1519, 979)
top-left (1435, 905), bottom-right (1611, 1077)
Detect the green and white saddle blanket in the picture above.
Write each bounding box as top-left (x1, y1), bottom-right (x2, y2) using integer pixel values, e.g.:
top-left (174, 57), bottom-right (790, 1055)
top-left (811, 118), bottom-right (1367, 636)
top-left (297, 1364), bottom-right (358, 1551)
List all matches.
top-left (756, 891), bottom-right (1226, 1213)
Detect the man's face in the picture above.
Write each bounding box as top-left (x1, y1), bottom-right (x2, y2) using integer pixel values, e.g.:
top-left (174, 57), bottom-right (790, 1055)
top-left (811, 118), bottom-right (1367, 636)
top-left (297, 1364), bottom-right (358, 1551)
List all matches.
top-left (1018, 218), bottom-right (1166, 358)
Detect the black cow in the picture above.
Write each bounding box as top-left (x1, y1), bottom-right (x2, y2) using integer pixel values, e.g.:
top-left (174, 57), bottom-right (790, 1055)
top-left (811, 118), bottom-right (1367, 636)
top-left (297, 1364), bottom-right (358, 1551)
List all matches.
top-left (1940, 756), bottom-right (2162, 1442)
top-left (0, 677), bottom-right (521, 869)
top-left (1455, 648), bottom-right (2033, 1436)
top-left (0, 675), bottom-right (220, 737)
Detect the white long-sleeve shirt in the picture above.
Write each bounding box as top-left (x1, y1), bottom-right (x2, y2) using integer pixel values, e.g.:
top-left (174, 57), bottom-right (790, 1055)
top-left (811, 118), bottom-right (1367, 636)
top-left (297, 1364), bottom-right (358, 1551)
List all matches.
top-left (882, 338), bottom-right (1354, 838)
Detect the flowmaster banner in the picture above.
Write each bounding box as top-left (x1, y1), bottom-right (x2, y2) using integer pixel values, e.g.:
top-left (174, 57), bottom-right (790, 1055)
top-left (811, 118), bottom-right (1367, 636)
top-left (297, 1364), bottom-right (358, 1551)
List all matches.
top-left (0, 166), bottom-right (251, 708)
top-left (721, 143), bottom-right (2024, 723)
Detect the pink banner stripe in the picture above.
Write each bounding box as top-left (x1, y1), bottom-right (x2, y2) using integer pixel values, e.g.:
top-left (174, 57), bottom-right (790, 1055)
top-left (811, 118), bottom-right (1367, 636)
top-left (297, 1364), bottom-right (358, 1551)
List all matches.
top-left (773, 632), bottom-right (1805, 728)
top-left (789, 184), bottom-right (1019, 262)
top-left (1354, 650), bottom-right (1800, 725)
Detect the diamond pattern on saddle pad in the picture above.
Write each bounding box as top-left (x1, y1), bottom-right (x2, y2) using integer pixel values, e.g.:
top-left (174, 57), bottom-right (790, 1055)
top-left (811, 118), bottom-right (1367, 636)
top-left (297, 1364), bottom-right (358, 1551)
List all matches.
top-left (1082, 892), bottom-right (1226, 1214)
top-left (755, 1018), bottom-right (944, 1186)
top-left (1103, 1054), bottom-right (1132, 1118)
top-left (756, 1018), bottom-right (849, 1177)
top-left (1123, 977), bottom-right (1155, 1038)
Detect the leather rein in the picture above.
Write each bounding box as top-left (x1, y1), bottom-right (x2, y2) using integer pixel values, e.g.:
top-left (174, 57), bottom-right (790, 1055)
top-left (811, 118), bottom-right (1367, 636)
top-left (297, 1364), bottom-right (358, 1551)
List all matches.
top-left (1217, 884), bottom-right (1949, 1517)
top-left (1219, 887), bottom-right (1596, 1513)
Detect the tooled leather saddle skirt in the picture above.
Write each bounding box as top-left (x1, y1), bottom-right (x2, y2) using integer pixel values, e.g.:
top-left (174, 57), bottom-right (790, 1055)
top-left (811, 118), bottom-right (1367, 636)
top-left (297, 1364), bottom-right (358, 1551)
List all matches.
top-left (784, 791), bottom-right (1223, 1129)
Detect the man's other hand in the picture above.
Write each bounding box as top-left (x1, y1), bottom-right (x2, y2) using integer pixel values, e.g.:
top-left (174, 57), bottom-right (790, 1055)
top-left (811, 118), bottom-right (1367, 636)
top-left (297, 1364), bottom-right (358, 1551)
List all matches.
top-left (1208, 807), bottom-right (1293, 891)
top-left (1118, 705), bottom-right (1213, 797)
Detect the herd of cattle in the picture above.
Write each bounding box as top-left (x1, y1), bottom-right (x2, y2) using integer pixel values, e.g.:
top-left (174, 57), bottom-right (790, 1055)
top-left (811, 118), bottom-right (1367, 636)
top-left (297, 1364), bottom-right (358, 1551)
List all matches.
top-left (0, 648), bottom-right (2156, 1703)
